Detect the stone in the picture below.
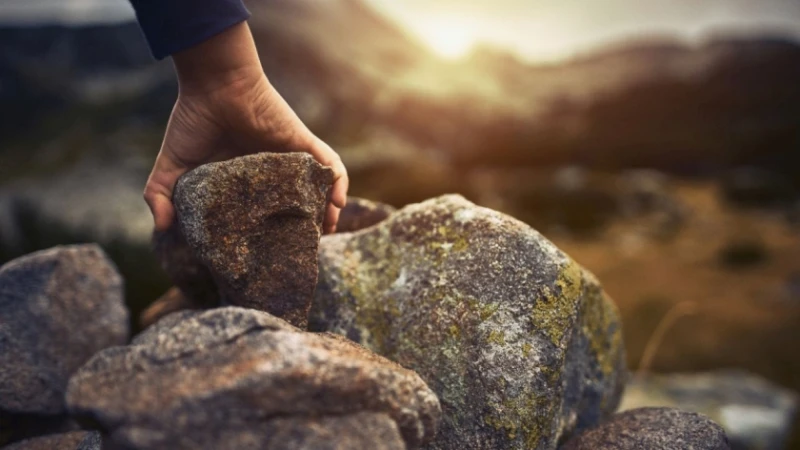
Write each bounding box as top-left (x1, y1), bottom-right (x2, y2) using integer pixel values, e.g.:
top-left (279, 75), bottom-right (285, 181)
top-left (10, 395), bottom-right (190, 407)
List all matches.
top-left (2, 431), bottom-right (101, 450)
top-left (152, 228), bottom-right (218, 308)
top-left (620, 371), bottom-right (799, 450)
top-left (310, 195), bottom-right (626, 449)
top-left (0, 245), bottom-right (128, 443)
top-left (139, 287), bottom-right (201, 329)
top-left (66, 307), bottom-right (440, 450)
top-left (336, 197), bottom-right (396, 233)
top-left (169, 152), bottom-right (333, 328)
top-left (561, 407), bottom-right (731, 450)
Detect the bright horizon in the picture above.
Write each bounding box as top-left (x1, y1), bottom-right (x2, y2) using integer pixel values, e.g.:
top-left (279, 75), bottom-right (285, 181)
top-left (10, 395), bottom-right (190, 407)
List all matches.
top-left (1, 0), bottom-right (800, 62)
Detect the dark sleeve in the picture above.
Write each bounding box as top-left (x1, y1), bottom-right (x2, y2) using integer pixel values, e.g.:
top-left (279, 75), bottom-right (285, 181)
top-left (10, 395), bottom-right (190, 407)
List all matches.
top-left (129, 0), bottom-right (250, 60)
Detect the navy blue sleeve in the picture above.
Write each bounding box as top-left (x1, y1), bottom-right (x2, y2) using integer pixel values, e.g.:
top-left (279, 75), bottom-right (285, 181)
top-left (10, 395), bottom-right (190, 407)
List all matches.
top-left (129, 0), bottom-right (250, 60)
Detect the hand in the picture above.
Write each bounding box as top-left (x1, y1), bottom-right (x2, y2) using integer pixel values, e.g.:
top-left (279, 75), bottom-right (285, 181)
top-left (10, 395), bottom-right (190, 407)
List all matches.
top-left (143, 22), bottom-right (348, 234)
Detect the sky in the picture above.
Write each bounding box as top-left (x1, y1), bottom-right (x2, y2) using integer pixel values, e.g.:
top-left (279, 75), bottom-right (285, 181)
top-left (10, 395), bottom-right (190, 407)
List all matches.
top-left (2, 0), bottom-right (800, 61)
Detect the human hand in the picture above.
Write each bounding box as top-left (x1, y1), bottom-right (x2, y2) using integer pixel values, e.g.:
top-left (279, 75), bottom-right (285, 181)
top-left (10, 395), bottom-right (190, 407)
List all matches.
top-left (143, 22), bottom-right (348, 234)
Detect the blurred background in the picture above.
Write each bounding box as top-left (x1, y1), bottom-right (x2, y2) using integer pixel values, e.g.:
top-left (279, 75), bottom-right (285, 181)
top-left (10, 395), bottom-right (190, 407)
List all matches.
top-left (1, 0), bottom-right (799, 447)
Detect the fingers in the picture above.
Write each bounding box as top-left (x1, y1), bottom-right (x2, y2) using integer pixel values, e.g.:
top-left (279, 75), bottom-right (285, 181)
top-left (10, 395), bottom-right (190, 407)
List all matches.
top-left (308, 137), bottom-right (349, 209)
top-left (143, 151), bottom-right (188, 232)
top-left (323, 203), bottom-right (340, 235)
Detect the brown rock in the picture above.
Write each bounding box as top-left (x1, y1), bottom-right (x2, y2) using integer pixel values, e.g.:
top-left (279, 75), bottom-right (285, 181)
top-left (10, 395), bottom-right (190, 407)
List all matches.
top-left (336, 197), bottom-right (396, 233)
top-left (169, 152), bottom-right (333, 328)
top-left (0, 245), bottom-right (128, 443)
top-left (67, 307), bottom-right (440, 450)
top-left (562, 407), bottom-right (731, 450)
top-left (152, 228), bottom-right (218, 308)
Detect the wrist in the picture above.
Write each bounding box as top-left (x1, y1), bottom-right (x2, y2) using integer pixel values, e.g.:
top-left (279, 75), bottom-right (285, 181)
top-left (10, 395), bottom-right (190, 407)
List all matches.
top-left (173, 21), bottom-right (264, 96)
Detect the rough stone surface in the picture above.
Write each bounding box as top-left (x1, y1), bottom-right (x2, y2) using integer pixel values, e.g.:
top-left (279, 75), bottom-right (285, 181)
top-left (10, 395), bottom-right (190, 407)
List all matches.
top-left (310, 195), bottom-right (626, 449)
top-left (169, 152), bottom-right (333, 328)
top-left (139, 287), bottom-right (204, 330)
top-left (620, 371), bottom-right (799, 450)
top-left (0, 245), bottom-right (128, 442)
top-left (3, 431), bottom-right (101, 450)
top-left (336, 197), bottom-right (396, 233)
top-left (561, 407), bottom-right (731, 450)
top-left (67, 307), bottom-right (440, 450)
top-left (152, 228), bottom-right (218, 308)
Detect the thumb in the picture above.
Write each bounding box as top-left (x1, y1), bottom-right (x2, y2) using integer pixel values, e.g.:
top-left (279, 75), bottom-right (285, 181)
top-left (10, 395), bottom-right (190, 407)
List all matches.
top-left (143, 151), bottom-right (187, 232)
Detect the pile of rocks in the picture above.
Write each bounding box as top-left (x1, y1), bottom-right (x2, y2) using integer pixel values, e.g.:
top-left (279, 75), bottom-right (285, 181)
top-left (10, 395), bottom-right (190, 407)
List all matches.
top-left (0, 153), bottom-right (733, 449)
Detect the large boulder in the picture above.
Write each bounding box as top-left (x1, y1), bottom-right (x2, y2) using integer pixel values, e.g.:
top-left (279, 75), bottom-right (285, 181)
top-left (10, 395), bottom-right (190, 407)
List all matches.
top-left (160, 152), bottom-right (333, 328)
top-left (561, 407), bottom-right (731, 450)
top-left (336, 197), bottom-right (396, 233)
top-left (0, 245), bottom-right (128, 443)
top-left (2, 431), bottom-right (101, 450)
top-left (620, 371), bottom-right (799, 450)
top-left (67, 307), bottom-right (440, 449)
top-left (310, 195), bottom-right (626, 449)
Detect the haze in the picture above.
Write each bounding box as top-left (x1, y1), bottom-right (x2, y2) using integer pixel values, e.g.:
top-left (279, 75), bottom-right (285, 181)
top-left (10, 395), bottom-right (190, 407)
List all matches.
top-left (2, 0), bottom-right (800, 61)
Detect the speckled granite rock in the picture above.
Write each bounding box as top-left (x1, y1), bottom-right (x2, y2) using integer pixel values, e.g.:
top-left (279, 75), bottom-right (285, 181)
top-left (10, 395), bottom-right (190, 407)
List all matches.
top-left (336, 197), bottom-right (396, 233)
top-left (0, 245), bottom-right (128, 443)
top-left (620, 371), bottom-right (798, 450)
top-left (67, 307), bottom-right (440, 450)
top-left (3, 431), bottom-right (101, 450)
top-left (561, 407), bottom-right (731, 450)
top-left (169, 152), bottom-right (333, 328)
top-left (310, 195), bottom-right (626, 449)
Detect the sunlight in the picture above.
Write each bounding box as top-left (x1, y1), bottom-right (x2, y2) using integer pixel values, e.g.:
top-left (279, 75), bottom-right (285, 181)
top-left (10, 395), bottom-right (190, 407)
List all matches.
top-left (417, 22), bottom-right (475, 60)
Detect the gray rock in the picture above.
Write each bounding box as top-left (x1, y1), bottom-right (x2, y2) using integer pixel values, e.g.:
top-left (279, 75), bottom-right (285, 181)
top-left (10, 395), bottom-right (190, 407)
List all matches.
top-left (2, 431), bottom-right (100, 450)
top-left (169, 152), bottom-right (333, 328)
top-left (66, 307), bottom-right (440, 450)
top-left (310, 195), bottom-right (626, 449)
top-left (620, 371), bottom-right (799, 450)
top-left (0, 245), bottom-right (128, 442)
top-left (561, 407), bottom-right (731, 450)
top-left (336, 197), bottom-right (396, 233)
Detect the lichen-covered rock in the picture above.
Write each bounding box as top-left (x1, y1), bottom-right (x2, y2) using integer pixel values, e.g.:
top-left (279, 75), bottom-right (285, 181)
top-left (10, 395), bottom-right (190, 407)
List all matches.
top-left (561, 407), bottom-right (731, 450)
top-left (310, 195), bottom-right (625, 449)
top-left (0, 245), bottom-right (128, 443)
top-left (67, 307), bottom-right (440, 450)
top-left (620, 371), bottom-right (798, 450)
top-left (3, 431), bottom-right (101, 450)
top-left (171, 152), bottom-right (334, 328)
top-left (336, 197), bottom-right (396, 233)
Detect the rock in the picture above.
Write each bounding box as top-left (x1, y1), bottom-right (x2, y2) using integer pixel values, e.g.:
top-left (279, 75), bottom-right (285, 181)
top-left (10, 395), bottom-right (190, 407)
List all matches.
top-left (0, 245), bottom-right (128, 443)
top-left (336, 197), bottom-right (396, 233)
top-left (620, 371), bottom-right (799, 450)
top-left (561, 407), bottom-right (731, 450)
top-left (67, 307), bottom-right (440, 450)
top-left (152, 228), bottom-right (218, 308)
top-left (310, 195), bottom-right (626, 449)
top-left (170, 152), bottom-right (333, 328)
top-left (2, 431), bottom-right (101, 450)
top-left (139, 287), bottom-right (201, 329)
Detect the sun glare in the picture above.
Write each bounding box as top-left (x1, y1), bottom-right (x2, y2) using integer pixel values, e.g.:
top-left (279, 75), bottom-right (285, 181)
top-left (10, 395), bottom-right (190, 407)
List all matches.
top-left (418, 23), bottom-right (475, 60)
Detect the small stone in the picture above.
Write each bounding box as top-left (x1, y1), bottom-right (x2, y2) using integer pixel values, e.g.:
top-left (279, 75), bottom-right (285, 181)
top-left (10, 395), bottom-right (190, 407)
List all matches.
top-left (152, 228), bottom-right (218, 308)
top-left (336, 197), bottom-right (396, 233)
top-left (310, 195), bottom-right (626, 449)
top-left (561, 407), bottom-right (731, 450)
top-left (66, 307), bottom-right (440, 450)
top-left (620, 370), bottom-right (799, 450)
top-left (0, 245), bottom-right (128, 443)
top-left (170, 152), bottom-right (333, 328)
top-left (2, 431), bottom-right (101, 450)
top-left (139, 287), bottom-right (200, 329)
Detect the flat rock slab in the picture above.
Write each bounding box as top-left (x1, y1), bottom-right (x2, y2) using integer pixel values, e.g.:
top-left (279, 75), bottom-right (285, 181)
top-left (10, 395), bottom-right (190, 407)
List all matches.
top-left (0, 245), bottom-right (128, 442)
top-left (336, 197), bottom-right (396, 233)
top-left (66, 307), bottom-right (440, 450)
top-left (164, 152), bottom-right (333, 328)
top-left (3, 431), bottom-right (101, 450)
top-left (311, 195), bottom-right (626, 449)
top-left (561, 407), bottom-right (732, 450)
